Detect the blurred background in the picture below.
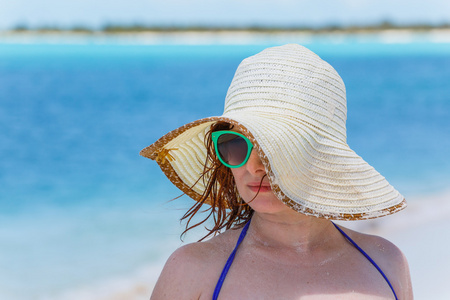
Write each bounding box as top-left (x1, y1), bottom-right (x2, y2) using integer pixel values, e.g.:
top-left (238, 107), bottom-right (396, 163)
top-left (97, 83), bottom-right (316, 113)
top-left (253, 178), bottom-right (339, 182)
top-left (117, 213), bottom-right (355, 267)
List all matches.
top-left (1, 0), bottom-right (450, 29)
top-left (1, 1), bottom-right (450, 299)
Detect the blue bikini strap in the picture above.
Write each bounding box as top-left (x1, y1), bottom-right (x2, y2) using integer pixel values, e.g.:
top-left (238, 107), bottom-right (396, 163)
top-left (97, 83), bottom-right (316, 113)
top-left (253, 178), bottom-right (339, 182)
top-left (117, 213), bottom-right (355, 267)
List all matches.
top-left (332, 222), bottom-right (398, 300)
top-left (212, 219), bottom-right (251, 300)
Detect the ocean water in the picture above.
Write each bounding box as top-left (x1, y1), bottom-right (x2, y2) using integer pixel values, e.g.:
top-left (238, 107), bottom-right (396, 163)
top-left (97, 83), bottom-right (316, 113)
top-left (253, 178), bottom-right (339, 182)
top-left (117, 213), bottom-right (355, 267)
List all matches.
top-left (0, 40), bottom-right (450, 299)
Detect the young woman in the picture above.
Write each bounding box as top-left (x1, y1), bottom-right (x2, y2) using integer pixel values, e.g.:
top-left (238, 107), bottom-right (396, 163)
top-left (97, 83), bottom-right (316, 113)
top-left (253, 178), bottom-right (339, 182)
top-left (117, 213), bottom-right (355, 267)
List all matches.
top-left (141, 44), bottom-right (413, 299)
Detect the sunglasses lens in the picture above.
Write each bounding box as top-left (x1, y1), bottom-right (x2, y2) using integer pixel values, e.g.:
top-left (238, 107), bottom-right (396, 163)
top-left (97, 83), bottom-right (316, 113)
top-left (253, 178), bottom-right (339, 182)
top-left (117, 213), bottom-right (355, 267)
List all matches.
top-left (217, 133), bottom-right (249, 166)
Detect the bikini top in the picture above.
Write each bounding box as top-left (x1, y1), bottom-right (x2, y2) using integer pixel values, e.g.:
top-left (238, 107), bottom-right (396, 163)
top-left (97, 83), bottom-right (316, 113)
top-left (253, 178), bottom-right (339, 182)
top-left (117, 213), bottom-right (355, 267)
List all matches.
top-left (212, 219), bottom-right (398, 300)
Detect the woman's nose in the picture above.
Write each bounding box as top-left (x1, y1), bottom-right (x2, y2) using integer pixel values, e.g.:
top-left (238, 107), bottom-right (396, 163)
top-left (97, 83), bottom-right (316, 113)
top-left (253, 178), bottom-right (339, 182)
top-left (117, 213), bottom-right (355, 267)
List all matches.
top-left (245, 150), bottom-right (266, 175)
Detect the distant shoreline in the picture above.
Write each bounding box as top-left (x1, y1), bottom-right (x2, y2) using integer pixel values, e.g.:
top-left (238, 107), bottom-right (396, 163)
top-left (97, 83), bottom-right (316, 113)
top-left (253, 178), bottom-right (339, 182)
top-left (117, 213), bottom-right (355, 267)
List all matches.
top-left (2, 28), bottom-right (450, 45)
top-left (5, 21), bottom-right (450, 33)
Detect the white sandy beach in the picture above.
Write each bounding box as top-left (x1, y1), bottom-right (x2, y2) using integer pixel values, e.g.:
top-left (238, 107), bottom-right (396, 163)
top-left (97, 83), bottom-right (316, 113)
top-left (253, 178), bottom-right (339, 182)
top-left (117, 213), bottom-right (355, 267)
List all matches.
top-left (2, 28), bottom-right (450, 45)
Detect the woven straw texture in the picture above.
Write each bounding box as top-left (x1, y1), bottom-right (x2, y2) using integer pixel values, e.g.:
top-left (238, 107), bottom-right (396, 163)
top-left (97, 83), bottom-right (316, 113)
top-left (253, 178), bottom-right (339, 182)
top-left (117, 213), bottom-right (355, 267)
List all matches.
top-left (140, 44), bottom-right (406, 220)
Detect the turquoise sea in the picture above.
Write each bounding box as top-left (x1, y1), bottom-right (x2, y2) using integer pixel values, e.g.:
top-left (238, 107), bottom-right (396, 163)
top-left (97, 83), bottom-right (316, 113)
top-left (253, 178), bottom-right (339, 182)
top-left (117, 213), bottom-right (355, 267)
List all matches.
top-left (1, 39), bottom-right (450, 299)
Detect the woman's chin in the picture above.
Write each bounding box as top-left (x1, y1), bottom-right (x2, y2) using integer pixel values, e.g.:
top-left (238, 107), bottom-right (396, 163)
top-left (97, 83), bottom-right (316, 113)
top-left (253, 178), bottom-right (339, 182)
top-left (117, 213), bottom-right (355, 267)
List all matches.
top-left (245, 195), bottom-right (289, 214)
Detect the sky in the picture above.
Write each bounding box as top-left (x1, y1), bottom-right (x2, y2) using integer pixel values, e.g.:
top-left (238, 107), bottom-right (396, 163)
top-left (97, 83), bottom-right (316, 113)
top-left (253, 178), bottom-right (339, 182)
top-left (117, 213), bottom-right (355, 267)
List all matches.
top-left (1, 0), bottom-right (450, 30)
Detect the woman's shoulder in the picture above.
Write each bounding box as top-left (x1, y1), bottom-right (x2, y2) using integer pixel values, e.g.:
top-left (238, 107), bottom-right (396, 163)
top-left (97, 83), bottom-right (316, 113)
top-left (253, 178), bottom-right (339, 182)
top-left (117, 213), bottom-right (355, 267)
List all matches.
top-left (339, 225), bottom-right (413, 299)
top-left (150, 228), bottom-right (242, 300)
top-left (341, 227), bottom-right (407, 269)
top-left (340, 226), bottom-right (403, 258)
top-left (172, 226), bottom-right (242, 264)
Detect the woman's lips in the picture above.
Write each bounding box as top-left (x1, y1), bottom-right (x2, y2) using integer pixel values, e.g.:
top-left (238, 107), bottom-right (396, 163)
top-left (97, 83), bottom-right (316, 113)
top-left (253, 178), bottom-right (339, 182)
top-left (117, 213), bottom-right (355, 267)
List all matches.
top-left (247, 183), bottom-right (272, 193)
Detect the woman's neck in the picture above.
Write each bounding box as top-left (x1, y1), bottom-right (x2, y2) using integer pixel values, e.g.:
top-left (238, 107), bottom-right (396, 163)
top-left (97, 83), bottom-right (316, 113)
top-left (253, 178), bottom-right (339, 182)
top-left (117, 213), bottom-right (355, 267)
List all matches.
top-left (247, 211), bottom-right (340, 253)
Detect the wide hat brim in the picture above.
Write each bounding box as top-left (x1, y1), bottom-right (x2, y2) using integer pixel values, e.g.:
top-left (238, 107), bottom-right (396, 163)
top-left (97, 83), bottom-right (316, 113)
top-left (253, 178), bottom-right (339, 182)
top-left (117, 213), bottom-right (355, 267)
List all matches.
top-left (140, 115), bottom-right (406, 220)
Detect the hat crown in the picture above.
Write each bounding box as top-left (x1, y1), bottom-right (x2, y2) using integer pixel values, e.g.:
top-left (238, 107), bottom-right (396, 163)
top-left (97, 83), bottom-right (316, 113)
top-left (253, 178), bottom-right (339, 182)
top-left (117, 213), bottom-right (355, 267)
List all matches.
top-left (224, 44), bottom-right (347, 142)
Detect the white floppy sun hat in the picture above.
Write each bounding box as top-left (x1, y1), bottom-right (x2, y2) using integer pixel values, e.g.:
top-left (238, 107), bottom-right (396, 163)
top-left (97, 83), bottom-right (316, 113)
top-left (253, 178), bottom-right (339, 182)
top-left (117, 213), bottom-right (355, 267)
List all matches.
top-left (140, 44), bottom-right (406, 220)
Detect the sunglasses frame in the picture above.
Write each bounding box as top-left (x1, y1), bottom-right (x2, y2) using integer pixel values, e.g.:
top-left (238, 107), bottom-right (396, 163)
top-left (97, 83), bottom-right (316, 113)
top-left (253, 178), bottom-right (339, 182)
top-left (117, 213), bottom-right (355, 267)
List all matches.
top-left (211, 130), bottom-right (253, 168)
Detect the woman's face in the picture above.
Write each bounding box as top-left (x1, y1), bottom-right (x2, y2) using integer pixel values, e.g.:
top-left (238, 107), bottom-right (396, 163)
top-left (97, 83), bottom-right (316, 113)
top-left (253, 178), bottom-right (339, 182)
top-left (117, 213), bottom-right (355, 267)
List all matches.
top-left (230, 147), bottom-right (290, 215)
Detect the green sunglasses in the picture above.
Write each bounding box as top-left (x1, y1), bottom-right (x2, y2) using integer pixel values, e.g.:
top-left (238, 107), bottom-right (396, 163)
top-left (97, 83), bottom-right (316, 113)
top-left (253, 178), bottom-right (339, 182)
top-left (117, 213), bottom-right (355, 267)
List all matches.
top-left (211, 130), bottom-right (254, 168)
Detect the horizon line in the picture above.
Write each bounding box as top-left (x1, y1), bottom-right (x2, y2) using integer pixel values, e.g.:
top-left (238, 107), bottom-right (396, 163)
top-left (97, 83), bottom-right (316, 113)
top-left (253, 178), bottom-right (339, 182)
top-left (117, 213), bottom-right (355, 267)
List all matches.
top-left (5, 20), bottom-right (450, 33)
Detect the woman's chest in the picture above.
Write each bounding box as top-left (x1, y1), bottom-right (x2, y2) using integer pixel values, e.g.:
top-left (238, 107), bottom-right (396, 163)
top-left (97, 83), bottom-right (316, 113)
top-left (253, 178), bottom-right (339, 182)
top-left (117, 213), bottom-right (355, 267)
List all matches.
top-left (209, 252), bottom-right (396, 300)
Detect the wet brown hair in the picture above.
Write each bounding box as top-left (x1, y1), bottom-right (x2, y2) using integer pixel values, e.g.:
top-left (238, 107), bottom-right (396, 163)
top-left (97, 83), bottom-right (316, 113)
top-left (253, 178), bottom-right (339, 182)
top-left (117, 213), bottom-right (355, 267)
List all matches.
top-left (180, 121), bottom-right (255, 241)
